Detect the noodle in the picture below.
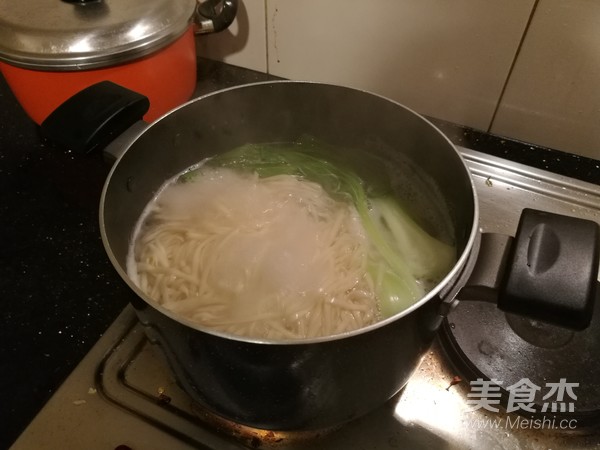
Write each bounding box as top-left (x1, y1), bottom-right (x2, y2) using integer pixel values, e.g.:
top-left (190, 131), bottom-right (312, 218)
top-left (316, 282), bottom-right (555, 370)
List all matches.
top-left (129, 167), bottom-right (379, 340)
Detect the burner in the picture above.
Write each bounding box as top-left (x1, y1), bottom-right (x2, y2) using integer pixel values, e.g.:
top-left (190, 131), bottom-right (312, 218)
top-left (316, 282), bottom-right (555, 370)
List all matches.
top-left (440, 296), bottom-right (600, 425)
top-left (190, 402), bottom-right (339, 449)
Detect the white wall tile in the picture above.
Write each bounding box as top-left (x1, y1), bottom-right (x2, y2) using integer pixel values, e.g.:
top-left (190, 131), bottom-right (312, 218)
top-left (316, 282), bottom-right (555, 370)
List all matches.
top-left (491, 0), bottom-right (600, 160)
top-left (196, 0), bottom-right (267, 73)
top-left (265, 0), bottom-right (535, 131)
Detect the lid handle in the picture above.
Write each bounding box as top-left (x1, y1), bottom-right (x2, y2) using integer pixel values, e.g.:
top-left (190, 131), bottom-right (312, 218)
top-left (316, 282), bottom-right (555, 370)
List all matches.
top-left (194, 0), bottom-right (238, 34)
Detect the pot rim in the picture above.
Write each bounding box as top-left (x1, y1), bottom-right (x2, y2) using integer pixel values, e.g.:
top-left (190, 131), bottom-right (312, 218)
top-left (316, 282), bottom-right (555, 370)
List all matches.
top-left (99, 80), bottom-right (481, 345)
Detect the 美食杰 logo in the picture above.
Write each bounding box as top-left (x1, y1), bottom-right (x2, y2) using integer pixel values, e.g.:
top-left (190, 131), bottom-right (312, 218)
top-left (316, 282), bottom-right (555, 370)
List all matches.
top-left (465, 378), bottom-right (579, 430)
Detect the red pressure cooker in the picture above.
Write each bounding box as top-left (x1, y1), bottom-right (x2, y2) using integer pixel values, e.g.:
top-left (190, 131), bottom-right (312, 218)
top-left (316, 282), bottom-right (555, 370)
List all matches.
top-left (0, 0), bottom-right (238, 124)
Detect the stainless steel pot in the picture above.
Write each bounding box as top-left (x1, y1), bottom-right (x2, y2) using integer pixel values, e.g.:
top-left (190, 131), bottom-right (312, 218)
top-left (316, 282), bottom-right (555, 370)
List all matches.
top-left (40, 80), bottom-right (600, 430)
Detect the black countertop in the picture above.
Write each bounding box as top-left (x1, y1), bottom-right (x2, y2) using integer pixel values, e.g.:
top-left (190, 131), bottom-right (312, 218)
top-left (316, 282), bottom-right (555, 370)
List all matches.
top-left (0, 59), bottom-right (598, 449)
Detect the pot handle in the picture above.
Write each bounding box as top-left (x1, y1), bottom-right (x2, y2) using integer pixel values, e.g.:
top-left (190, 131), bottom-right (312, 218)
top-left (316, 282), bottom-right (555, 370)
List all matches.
top-left (457, 208), bottom-right (600, 331)
top-left (40, 81), bottom-right (149, 155)
top-left (194, 0), bottom-right (239, 34)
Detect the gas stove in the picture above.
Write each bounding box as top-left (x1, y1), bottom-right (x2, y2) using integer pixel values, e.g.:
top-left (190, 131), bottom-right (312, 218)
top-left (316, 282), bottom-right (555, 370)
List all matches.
top-left (11, 147), bottom-right (600, 450)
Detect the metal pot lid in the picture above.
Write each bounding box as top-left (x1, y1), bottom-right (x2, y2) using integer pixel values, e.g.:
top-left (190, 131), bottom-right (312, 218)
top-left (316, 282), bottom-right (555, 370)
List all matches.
top-left (0, 0), bottom-right (197, 71)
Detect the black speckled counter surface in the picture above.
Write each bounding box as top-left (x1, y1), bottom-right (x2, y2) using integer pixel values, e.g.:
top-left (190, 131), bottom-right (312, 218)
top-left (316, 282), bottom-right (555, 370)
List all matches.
top-left (0, 59), bottom-right (598, 449)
